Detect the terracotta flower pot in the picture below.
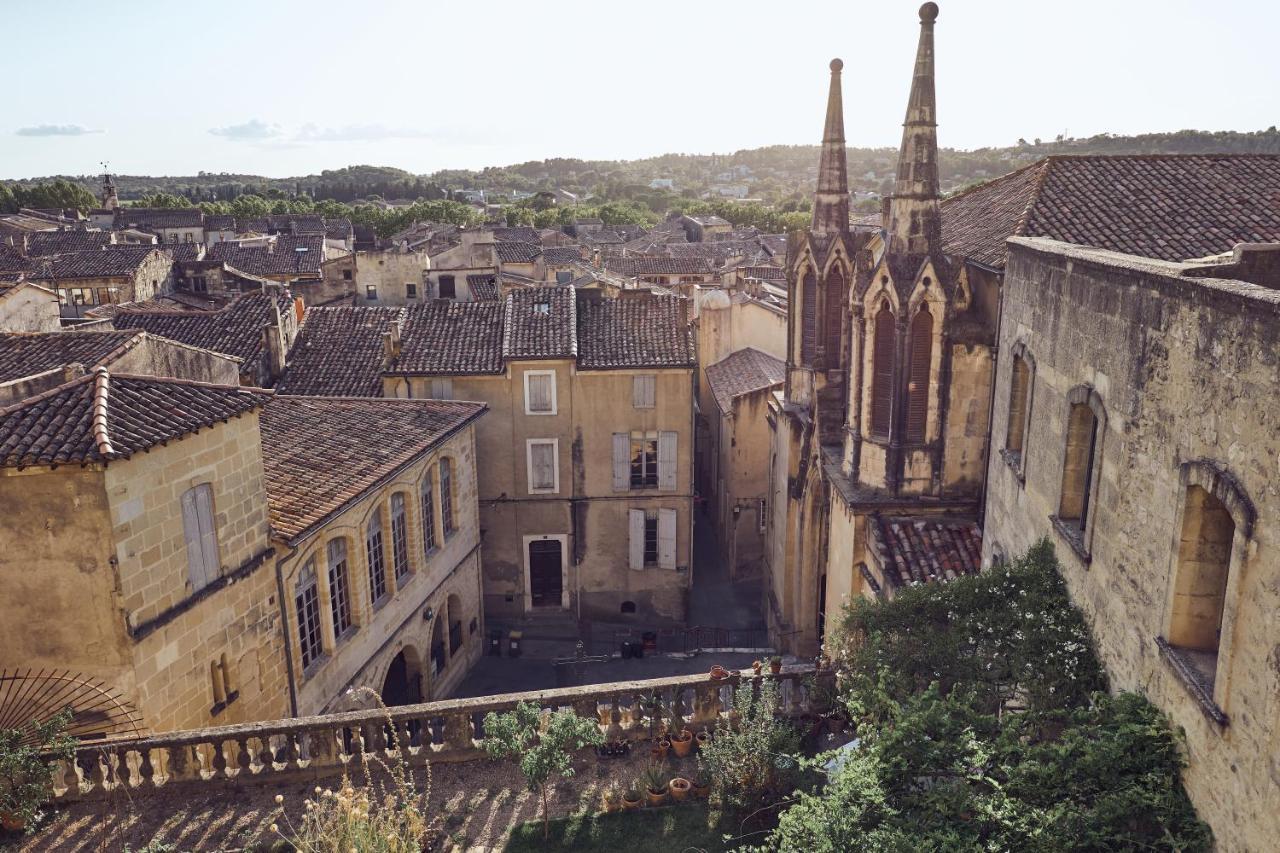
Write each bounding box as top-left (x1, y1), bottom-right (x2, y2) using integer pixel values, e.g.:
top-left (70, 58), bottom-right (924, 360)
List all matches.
top-left (669, 777), bottom-right (691, 802)
top-left (646, 787), bottom-right (668, 807)
top-left (769, 659), bottom-right (782, 674)
top-left (622, 793), bottom-right (643, 811)
top-left (1, 810), bottom-right (26, 832)
top-left (692, 780), bottom-right (710, 799)
top-left (670, 730), bottom-right (693, 758)
top-left (602, 795), bottom-right (621, 814)
top-left (709, 665), bottom-right (729, 681)
top-left (752, 661), bottom-right (763, 676)
top-left (695, 730), bottom-right (711, 749)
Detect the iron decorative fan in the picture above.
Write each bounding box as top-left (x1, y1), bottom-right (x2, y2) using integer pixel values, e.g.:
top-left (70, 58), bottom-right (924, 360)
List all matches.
top-left (0, 669), bottom-right (145, 746)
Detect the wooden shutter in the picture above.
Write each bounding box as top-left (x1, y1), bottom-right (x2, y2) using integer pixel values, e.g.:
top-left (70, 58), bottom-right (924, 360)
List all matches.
top-left (906, 307), bottom-right (932, 442)
top-left (530, 442), bottom-right (555, 491)
top-left (612, 433), bottom-right (630, 491)
top-left (180, 488), bottom-right (206, 589)
top-left (658, 431), bottom-right (677, 490)
top-left (800, 271), bottom-right (817, 365)
top-left (870, 306), bottom-right (896, 435)
top-left (633, 375), bottom-right (655, 409)
top-left (526, 373), bottom-right (551, 412)
top-left (658, 508), bottom-right (677, 569)
top-left (628, 509), bottom-right (646, 570)
top-left (824, 268), bottom-right (845, 360)
top-left (431, 378), bottom-right (453, 400)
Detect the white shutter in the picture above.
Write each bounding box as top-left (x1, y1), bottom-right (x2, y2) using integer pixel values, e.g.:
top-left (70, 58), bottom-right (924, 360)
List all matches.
top-left (658, 508), bottom-right (677, 569)
top-left (658, 431), bottom-right (678, 490)
top-left (633, 375), bottom-right (655, 409)
top-left (431, 378), bottom-right (453, 400)
top-left (628, 509), bottom-right (645, 570)
top-left (530, 442), bottom-right (555, 492)
top-left (195, 485), bottom-right (220, 584)
top-left (526, 373), bottom-right (552, 412)
top-left (180, 488), bottom-right (206, 589)
top-left (612, 433), bottom-right (630, 491)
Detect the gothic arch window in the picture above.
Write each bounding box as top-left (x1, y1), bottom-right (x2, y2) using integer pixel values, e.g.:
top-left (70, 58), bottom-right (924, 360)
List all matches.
top-left (1004, 344), bottom-right (1035, 474)
top-left (1054, 386), bottom-right (1106, 559)
top-left (824, 266), bottom-right (845, 361)
top-left (905, 305), bottom-right (932, 442)
top-left (800, 269), bottom-right (818, 365)
top-left (869, 302), bottom-right (896, 437)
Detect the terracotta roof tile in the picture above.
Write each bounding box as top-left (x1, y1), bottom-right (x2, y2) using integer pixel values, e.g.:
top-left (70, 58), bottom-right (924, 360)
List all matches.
top-left (495, 241), bottom-right (542, 264)
top-left (465, 274), bottom-right (499, 301)
top-left (276, 306), bottom-right (402, 396)
top-left (576, 292), bottom-right (694, 370)
top-left (25, 246), bottom-right (166, 281)
top-left (394, 301), bottom-right (505, 374)
top-left (0, 330), bottom-right (142, 383)
top-left (542, 246), bottom-right (583, 265)
top-left (868, 515), bottom-right (983, 589)
top-left (111, 291), bottom-right (291, 371)
top-left (208, 236), bottom-right (323, 277)
top-left (114, 208), bottom-right (204, 230)
top-left (704, 347), bottom-right (785, 413)
top-left (604, 256), bottom-right (714, 276)
top-left (503, 288), bottom-right (575, 360)
top-left (26, 231), bottom-right (113, 255)
top-left (259, 395), bottom-right (485, 541)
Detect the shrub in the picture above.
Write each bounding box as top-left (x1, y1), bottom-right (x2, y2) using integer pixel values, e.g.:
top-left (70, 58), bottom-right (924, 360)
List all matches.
top-left (700, 677), bottom-right (802, 819)
top-left (0, 707), bottom-right (74, 834)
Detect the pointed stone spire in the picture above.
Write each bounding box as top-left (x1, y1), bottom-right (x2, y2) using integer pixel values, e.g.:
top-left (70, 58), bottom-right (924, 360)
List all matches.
top-left (887, 3), bottom-right (941, 254)
top-left (811, 58), bottom-right (849, 234)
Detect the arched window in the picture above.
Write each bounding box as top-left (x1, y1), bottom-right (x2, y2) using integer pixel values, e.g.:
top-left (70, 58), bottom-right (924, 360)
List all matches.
top-left (1059, 401), bottom-right (1100, 533)
top-left (1168, 485), bottom-right (1234, 660)
top-left (391, 492), bottom-right (410, 581)
top-left (440, 459), bottom-right (456, 536)
top-left (1006, 352), bottom-right (1033, 459)
top-left (327, 539), bottom-right (352, 638)
top-left (367, 509), bottom-right (388, 605)
top-left (905, 306), bottom-right (932, 442)
top-left (295, 561), bottom-right (322, 670)
top-left (824, 267), bottom-right (845, 360)
top-left (800, 270), bottom-right (817, 365)
top-left (421, 468), bottom-right (437, 554)
top-left (870, 303), bottom-right (896, 436)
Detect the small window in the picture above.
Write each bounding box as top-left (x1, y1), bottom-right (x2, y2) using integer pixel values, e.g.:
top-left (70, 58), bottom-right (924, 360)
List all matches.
top-left (556, 270), bottom-right (573, 284)
top-left (1005, 348), bottom-right (1034, 471)
top-left (1059, 402), bottom-right (1100, 533)
top-left (440, 458), bottom-right (456, 536)
top-left (524, 370), bottom-right (556, 415)
top-left (327, 539), bottom-right (352, 637)
top-left (533, 299), bottom-right (550, 315)
top-left (632, 375), bottom-right (656, 409)
top-left (342, 269), bottom-right (353, 281)
top-left (758, 498), bottom-right (768, 533)
top-left (192, 276), bottom-right (208, 294)
top-left (406, 282), bottom-right (418, 298)
top-left (620, 601), bottom-right (637, 614)
top-left (643, 510), bottom-right (659, 566)
top-left (439, 274), bottom-right (456, 299)
top-left (367, 509), bottom-right (388, 605)
top-left (629, 431), bottom-right (658, 488)
top-left (296, 561), bottom-right (323, 670)
top-left (420, 469), bottom-right (437, 554)
top-left (180, 484), bottom-right (220, 591)
top-left (527, 439), bottom-right (559, 493)
top-left (365, 285), bottom-right (378, 301)
top-left (391, 493), bottom-right (410, 581)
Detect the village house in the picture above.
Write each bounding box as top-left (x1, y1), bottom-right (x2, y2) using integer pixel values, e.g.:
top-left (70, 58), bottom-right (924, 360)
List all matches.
top-left (0, 371), bottom-right (486, 732)
top-left (277, 288), bottom-right (697, 624)
top-left (602, 256), bottom-right (716, 290)
top-left (113, 208), bottom-right (204, 245)
top-left (322, 247), bottom-right (431, 306)
top-left (0, 278), bottom-right (60, 333)
top-left (0, 245), bottom-right (176, 319)
top-left (679, 214), bottom-right (732, 242)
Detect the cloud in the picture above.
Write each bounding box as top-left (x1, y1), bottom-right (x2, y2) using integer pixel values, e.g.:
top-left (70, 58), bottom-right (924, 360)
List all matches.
top-left (15, 124), bottom-right (103, 137)
top-left (209, 119), bottom-right (282, 141)
top-left (294, 123), bottom-right (435, 142)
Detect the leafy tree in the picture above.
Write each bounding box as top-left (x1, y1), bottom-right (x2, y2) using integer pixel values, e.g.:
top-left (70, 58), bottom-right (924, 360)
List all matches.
top-left (0, 184), bottom-right (16, 214)
top-left (481, 701), bottom-right (603, 840)
top-left (0, 708), bottom-right (75, 833)
top-left (134, 192), bottom-right (191, 209)
top-left (8, 180), bottom-right (97, 213)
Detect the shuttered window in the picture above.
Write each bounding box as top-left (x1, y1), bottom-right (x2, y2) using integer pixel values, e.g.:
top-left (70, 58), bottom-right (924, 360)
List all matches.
top-left (658, 431), bottom-right (677, 490)
top-left (906, 306), bottom-right (933, 442)
top-left (633, 374), bottom-right (656, 409)
top-left (429, 378), bottom-right (453, 400)
top-left (295, 561), bottom-right (322, 670)
top-left (658, 508), bottom-right (677, 569)
top-left (628, 509), bottom-right (646, 570)
top-left (524, 371), bottom-right (555, 414)
top-left (181, 484), bottom-right (220, 591)
top-left (800, 271), bottom-right (817, 365)
top-left (630, 431), bottom-right (658, 488)
top-left (420, 469), bottom-right (437, 554)
top-left (870, 305), bottom-right (896, 436)
top-left (612, 433), bottom-right (631, 491)
top-left (327, 539), bottom-right (352, 637)
top-left (824, 268), bottom-right (845, 360)
top-left (366, 509), bottom-right (388, 605)
top-left (390, 493), bottom-right (410, 581)
top-left (527, 439), bottom-right (558, 493)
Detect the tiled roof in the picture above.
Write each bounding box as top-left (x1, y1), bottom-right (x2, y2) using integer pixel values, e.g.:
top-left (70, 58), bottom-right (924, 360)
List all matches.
top-left (465, 274), bottom-right (499, 301)
top-left (161, 243), bottom-right (204, 263)
top-left (704, 347), bottom-right (785, 413)
top-left (26, 231), bottom-right (113, 255)
top-left (0, 330), bottom-right (142, 383)
top-left (394, 301), bottom-right (505, 374)
top-left (491, 227), bottom-right (540, 244)
top-left (26, 246), bottom-right (165, 281)
top-left (495, 241), bottom-right (542, 264)
top-left (324, 218), bottom-right (354, 240)
top-left (110, 291), bottom-right (290, 371)
top-left (0, 246), bottom-right (34, 273)
top-left (868, 515), bottom-right (983, 589)
top-left (204, 214), bottom-right (236, 231)
top-left (503, 288), bottom-right (575, 360)
top-left (576, 292), bottom-right (694, 370)
top-left (276, 306), bottom-right (402, 397)
top-left (941, 155), bottom-right (1280, 268)
top-left (208, 236), bottom-right (323, 277)
top-left (684, 215), bottom-right (731, 227)
top-left (114, 208), bottom-right (204, 230)
top-left (604, 256), bottom-right (714, 277)
top-left (736, 265), bottom-right (786, 280)
top-left (542, 246), bottom-right (583, 265)
top-left (259, 395), bottom-right (485, 542)
top-left (0, 370), bottom-right (267, 467)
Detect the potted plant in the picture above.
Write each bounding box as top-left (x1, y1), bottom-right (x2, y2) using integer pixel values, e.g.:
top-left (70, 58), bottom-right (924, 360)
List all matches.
top-left (669, 776), bottom-right (692, 802)
top-left (709, 664), bottom-right (730, 681)
top-left (621, 781), bottom-right (643, 811)
top-left (769, 655), bottom-right (783, 675)
top-left (649, 736), bottom-right (670, 762)
top-left (691, 758), bottom-right (710, 799)
top-left (695, 729), bottom-right (712, 751)
top-left (601, 783), bottom-right (622, 813)
top-left (641, 762), bottom-right (668, 807)
top-left (0, 709), bottom-right (74, 835)
top-left (670, 726), bottom-right (694, 758)
top-left (751, 659), bottom-right (763, 676)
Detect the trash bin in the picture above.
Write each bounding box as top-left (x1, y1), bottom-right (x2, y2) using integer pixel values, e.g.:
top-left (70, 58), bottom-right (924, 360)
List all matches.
top-left (620, 640), bottom-right (632, 659)
top-left (641, 631), bottom-right (658, 653)
top-left (632, 639), bottom-right (644, 659)
top-left (488, 629), bottom-right (502, 656)
top-left (508, 630), bottom-right (522, 658)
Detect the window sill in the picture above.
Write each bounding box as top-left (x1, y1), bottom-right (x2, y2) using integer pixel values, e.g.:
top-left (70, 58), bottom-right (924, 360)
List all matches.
top-left (335, 625), bottom-right (360, 645)
top-left (372, 594), bottom-right (391, 611)
top-left (1049, 515), bottom-right (1091, 564)
top-left (1155, 637), bottom-right (1228, 727)
top-left (524, 410), bottom-right (557, 417)
top-left (999, 448), bottom-right (1025, 482)
top-left (301, 654), bottom-right (331, 681)
top-left (210, 690), bottom-right (239, 717)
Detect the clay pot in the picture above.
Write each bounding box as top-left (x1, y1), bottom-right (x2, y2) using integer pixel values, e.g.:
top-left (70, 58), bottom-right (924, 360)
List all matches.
top-left (709, 664), bottom-right (729, 681)
top-left (692, 780), bottom-right (710, 799)
top-left (826, 715), bottom-right (847, 734)
top-left (769, 659), bottom-right (782, 674)
top-left (695, 730), bottom-right (711, 750)
top-left (1, 811), bottom-right (25, 833)
top-left (670, 729), bottom-right (693, 758)
top-left (602, 793), bottom-right (621, 814)
top-left (622, 792), bottom-right (643, 811)
top-left (752, 660), bottom-right (763, 676)
top-left (669, 777), bottom-right (691, 802)
top-left (646, 786), bottom-right (668, 807)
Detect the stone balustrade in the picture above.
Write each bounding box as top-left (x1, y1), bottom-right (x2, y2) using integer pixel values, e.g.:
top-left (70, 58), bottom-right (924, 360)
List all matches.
top-left (47, 665), bottom-right (825, 803)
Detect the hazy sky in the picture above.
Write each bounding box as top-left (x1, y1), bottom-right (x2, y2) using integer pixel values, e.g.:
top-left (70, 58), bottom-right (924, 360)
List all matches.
top-left (3, 0), bottom-right (1276, 179)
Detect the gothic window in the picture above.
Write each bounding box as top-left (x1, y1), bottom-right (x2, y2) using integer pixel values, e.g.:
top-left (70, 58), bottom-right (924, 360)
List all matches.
top-left (1168, 485), bottom-right (1234, 668)
top-left (800, 270), bottom-right (817, 365)
top-left (327, 539), bottom-right (352, 638)
top-left (366, 509), bottom-right (388, 605)
top-left (824, 267), bottom-right (845, 360)
top-left (295, 561), bottom-right (322, 670)
top-left (905, 305), bottom-right (932, 442)
top-left (870, 303), bottom-right (896, 436)
top-left (1056, 390), bottom-right (1105, 556)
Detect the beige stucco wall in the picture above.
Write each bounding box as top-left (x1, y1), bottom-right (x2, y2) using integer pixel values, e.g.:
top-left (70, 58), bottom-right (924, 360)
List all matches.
top-left (983, 239), bottom-right (1280, 852)
top-left (281, 426), bottom-right (483, 713)
top-left (711, 389), bottom-right (777, 580)
top-left (0, 283), bottom-right (60, 332)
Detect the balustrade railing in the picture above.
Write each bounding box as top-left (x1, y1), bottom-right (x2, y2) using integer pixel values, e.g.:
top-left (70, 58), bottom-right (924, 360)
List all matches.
top-left (47, 665), bottom-right (824, 803)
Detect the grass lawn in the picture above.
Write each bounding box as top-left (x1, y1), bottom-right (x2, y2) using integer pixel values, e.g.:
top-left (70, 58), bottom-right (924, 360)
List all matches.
top-left (503, 804), bottom-right (750, 852)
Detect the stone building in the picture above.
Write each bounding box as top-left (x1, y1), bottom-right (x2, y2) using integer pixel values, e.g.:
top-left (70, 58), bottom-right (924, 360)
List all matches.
top-left (113, 208), bottom-right (205, 245)
top-left (277, 288), bottom-right (697, 624)
top-left (323, 247), bottom-right (431, 306)
top-left (981, 237), bottom-right (1279, 851)
top-left (0, 279), bottom-right (60, 333)
top-left (11, 246), bottom-right (176, 318)
top-left (0, 371), bottom-right (486, 732)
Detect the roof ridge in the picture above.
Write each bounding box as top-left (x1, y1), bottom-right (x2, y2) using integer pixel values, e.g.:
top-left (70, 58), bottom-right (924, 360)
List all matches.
top-left (91, 367), bottom-right (115, 459)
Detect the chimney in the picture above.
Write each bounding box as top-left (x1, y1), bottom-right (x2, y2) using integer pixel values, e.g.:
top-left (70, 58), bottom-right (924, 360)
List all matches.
top-left (261, 323), bottom-right (285, 383)
top-left (382, 319), bottom-right (402, 366)
top-left (811, 58), bottom-right (849, 235)
top-left (886, 3), bottom-right (942, 256)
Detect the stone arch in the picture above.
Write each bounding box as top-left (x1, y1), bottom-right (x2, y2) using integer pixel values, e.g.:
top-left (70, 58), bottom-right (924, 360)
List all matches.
top-left (1005, 341), bottom-right (1036, 463)
top-left (380, 645), bottom-right (424, 707)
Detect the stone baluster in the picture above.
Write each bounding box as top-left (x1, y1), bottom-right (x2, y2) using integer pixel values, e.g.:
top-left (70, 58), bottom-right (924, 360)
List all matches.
top-left (235, 737), bottom-right (253, 777)
top-left (137, 746), bottom-right (155, 788)
top-left (690, 681), bottom-right (721, 731)
top-left (210, 739), bottom-right (229, 779)
top-left (113, 747), bottom-right (132, 790)
top-left (305, 726), bottom-right (336, 772)
top-left (166, 744), bottom-right (198, 784)
top-left (442, 710), bottom-right (473, 754)
top-left (258, 735), bottom-right (276, 771)
top-left (605, 694), bottom-right (624, 742)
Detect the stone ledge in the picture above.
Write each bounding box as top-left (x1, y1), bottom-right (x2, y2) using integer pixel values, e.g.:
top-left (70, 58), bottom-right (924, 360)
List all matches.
top-left (999, 447), bottom-right (1024, 482)
top-left (1049, 515), bottom-right (1091, 564)
top-left (1155, 637), bottom-right (1228, 728)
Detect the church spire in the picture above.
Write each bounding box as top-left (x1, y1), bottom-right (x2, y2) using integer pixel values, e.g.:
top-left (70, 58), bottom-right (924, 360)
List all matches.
top-left (887, 3), bottom-right (941, 254)
top-left (811, 58), bottom-right (849, 234)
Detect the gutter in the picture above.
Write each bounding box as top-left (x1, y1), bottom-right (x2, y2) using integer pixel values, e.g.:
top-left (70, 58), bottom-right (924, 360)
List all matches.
top-left (273, 540), bottom-right (301, 718)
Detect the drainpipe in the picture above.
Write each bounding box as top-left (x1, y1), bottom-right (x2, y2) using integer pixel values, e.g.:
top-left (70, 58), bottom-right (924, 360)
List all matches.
top-left (273, 542), bottom-right (300, 718)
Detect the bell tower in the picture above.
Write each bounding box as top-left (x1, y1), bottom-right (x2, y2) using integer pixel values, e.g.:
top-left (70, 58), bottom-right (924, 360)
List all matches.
top-left (101, 164), bottom-right (119, 211)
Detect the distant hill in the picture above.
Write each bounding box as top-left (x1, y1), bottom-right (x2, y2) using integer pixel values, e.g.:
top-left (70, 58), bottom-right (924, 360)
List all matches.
top-left (8, 128), bottom-right (1278, 212)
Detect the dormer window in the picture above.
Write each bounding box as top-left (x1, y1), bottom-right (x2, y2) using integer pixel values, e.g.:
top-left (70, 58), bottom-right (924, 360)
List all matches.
top-left (533, 299), bottom-right (550, 315)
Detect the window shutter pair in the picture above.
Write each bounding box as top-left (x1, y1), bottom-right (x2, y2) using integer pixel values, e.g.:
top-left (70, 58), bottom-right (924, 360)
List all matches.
top-left (629, 508), bottom-right (677, 569)
top-left (182, 484), bottom-right (219, 591)
top-left (430, 378), bottom-right (453, 400)
top-left (530, 442), bottom-right (555, 491)
top-left (527, 373), bottom-right (552, 412)
top-left (870, 306), bottom-right (896, 435)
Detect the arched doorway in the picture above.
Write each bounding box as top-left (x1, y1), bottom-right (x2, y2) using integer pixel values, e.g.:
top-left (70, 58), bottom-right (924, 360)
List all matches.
top-left (380, 646), bottom-right (424, 707)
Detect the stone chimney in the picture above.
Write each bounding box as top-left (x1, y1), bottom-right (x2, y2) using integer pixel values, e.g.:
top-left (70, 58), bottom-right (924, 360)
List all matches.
top-left (382, 319), bottom-right (403, 367)
top-left (811, 58), bottom-right (849, 235)
top-left (886, 3), bottom-right (942, 256)
top-left (260, 297), bottom-right (288, 383)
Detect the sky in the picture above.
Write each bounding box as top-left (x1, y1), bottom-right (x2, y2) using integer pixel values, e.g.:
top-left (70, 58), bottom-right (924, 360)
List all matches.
top-left (3, 0), bottom-right (1277, 179)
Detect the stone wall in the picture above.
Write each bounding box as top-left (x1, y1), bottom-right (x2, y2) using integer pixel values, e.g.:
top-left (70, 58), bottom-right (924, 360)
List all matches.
top-left (109, 333), bottom-right (243, 386)
top-left (983, 237), bottom-right (1280, 851)
top-left (351, 250), bottom-right (430, 306)
top-left (0, 282), bottom-right (60, 332)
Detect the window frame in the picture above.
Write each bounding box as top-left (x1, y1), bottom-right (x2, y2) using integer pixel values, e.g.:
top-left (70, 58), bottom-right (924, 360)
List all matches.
top-left (526, 438), bottom-right (560, 494)
top-left (632, 374), bottom-right (656, 409)
top-left (326, 538), bottom-right (354, 640)
top-left (366, 508), bottom-right (389, 607)
top-left (1050, 385), bottom-right (1107, 563)
top-left (1001, 342), bottom-right (1035, 480)
top-left (421, 467), bottom-right (438, 554)
top-left (390, 492), bottom-right (411, 583)
top-left (523, 369), bottom-right (557, 415)
top-left (295, 561), bottom-right (324, 673)
top-left (440, 457), bottom-right (456, 537)
top-left (629, 430), bottom-right (658, 489)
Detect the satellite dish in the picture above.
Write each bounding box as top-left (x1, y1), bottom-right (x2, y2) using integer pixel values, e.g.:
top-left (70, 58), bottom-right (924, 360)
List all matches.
top-left (0, 669), bottom-right (145, 745)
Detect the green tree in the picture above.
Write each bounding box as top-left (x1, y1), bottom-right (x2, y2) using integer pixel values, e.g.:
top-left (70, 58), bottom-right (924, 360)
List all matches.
top-left (0, 708), bottom-right (75, 834)
top-left (0, 184), bottom-right (16, 214)
top-left (135, 192), bottom-right (192, 209)
top-left (700, 677), bottom-right (802, 820)
top-left (481, 701), bottom-right (603, 840)
top-left (12, 180), bottom-right (97, 213)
